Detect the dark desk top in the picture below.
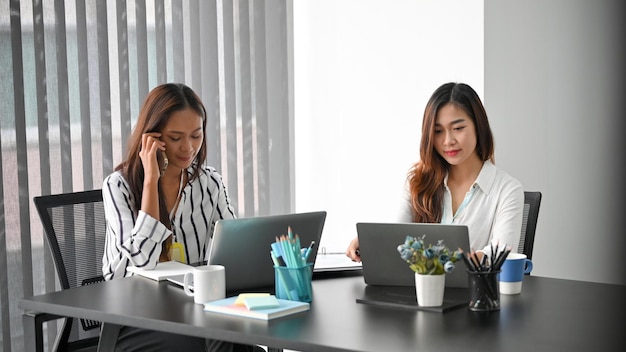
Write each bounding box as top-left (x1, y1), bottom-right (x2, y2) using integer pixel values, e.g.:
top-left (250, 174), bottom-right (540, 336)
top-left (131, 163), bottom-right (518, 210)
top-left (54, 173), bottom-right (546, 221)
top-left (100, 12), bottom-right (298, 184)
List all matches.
top-left (20, 273), bottom-right (626, 352)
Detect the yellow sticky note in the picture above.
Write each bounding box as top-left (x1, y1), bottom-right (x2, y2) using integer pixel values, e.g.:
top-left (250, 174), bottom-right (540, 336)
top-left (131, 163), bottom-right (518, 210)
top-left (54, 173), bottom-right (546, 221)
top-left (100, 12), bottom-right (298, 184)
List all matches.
top-left (234, 293), bottom-right (271, 306)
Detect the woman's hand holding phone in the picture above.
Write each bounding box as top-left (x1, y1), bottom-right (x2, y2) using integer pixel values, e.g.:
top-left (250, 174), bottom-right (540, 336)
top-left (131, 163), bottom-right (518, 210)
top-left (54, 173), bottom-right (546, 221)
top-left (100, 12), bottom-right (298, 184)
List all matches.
top-left (140, 132), bottom-right (167, 180)
top-left (156, 150), bottom-right (168, 177)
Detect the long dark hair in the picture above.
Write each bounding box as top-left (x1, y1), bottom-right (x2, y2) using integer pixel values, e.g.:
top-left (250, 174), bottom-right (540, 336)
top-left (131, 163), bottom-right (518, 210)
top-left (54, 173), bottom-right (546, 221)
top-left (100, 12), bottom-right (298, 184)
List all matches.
top-left (407, 82), bottom-right (494, 223)
top-left (116, 83), bottom-right (208, 225)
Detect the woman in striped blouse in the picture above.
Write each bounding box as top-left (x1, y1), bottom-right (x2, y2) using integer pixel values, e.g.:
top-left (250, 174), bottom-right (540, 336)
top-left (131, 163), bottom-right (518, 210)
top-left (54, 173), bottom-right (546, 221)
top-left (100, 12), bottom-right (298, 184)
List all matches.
top-left (102, 83), bottom-right (260, 352)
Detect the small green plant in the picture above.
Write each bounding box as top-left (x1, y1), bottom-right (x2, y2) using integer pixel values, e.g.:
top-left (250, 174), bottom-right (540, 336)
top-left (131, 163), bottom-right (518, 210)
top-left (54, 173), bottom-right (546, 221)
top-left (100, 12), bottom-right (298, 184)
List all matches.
top-left (397, 235), bottom-right (462, 275)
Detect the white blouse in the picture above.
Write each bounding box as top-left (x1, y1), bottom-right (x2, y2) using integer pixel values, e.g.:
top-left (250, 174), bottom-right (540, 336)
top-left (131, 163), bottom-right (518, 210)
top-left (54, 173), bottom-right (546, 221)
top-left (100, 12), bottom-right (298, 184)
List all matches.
top-left (400, 161), bottom-right (524, 252)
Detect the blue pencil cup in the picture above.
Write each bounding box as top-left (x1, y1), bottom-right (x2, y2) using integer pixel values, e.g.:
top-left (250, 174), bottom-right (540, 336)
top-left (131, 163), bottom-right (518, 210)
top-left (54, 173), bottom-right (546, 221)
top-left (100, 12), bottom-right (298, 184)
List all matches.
top-left (274, 263), bottom-right (313, 303)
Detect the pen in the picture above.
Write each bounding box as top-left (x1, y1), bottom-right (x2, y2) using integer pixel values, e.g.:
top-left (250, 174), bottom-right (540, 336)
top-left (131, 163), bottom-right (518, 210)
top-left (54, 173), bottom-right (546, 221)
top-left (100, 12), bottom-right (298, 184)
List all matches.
top-left (303, 241), bottom-right (316, 262)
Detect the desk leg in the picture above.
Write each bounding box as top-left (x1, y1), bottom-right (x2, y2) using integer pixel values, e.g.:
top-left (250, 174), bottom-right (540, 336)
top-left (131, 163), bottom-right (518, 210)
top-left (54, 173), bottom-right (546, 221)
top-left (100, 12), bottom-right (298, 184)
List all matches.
top-left (97, 323), bottom-right (121, 352)
top-left (23, 311), bottom-right (56, 352)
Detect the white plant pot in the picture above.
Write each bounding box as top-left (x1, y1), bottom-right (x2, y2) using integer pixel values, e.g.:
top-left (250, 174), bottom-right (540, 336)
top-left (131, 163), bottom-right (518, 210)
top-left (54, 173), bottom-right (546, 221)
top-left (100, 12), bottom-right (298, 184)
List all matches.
top-left (415, 273), bottom-right (445, 307)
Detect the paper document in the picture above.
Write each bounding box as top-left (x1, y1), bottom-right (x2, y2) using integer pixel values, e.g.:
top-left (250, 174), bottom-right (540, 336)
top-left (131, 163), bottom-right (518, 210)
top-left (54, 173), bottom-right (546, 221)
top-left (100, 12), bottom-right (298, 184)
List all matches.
top-left (127, 261), bottom-right (193, 281)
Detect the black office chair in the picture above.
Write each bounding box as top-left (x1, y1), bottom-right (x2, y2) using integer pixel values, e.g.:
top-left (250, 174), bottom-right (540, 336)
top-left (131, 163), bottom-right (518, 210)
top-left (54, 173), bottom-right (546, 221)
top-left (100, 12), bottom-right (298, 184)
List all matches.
top-left (33, 191), bottom-right (264, 352)
top-left (33, 190), bottom-right (106, 351)
top-left (518, 191), bottom-right (542, 261)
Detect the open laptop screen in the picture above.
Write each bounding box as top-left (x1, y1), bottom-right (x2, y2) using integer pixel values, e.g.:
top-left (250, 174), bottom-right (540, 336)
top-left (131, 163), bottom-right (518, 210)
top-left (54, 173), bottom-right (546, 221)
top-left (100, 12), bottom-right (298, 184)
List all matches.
top-left (208, 211), bottom-right (326, 293)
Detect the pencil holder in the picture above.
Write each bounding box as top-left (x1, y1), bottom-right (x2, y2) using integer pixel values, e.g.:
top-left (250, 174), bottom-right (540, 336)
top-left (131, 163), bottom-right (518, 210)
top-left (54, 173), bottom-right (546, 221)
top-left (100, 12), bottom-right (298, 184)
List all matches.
top-left (274, 263), bottom-right (313, 303)
top-left (467, 270), bottom-right (500, 312)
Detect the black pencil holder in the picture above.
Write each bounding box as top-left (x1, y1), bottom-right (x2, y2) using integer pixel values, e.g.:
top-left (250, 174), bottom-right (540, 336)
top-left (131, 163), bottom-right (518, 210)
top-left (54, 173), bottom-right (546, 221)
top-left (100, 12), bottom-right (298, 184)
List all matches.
top-left (467, 270), bottom-right (500, 312)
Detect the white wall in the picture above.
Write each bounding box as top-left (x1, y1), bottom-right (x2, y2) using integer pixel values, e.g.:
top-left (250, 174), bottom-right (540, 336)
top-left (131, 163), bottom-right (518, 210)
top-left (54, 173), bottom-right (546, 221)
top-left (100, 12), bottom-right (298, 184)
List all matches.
top-left (293, 0), bottom-right (484, 254)
top-left (295, 0), bottom-right (626, 285)
top-left (484, 0), bottom-right (626, 285)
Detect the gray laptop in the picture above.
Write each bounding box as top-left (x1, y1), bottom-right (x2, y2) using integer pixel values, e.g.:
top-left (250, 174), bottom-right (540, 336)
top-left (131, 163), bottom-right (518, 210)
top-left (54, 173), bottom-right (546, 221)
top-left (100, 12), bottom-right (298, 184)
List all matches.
top-left (357, 222), bottom-right (471, 288)
top-left (207, 211), bottom-right (326, 294)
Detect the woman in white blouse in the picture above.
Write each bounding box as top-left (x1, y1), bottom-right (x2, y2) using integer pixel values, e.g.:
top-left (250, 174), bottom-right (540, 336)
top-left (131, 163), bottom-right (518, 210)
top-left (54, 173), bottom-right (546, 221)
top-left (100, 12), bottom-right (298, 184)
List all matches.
top-left (102, 83), bottom-right (260, 352)
top-left (346, 82), bottom-right (523, 261)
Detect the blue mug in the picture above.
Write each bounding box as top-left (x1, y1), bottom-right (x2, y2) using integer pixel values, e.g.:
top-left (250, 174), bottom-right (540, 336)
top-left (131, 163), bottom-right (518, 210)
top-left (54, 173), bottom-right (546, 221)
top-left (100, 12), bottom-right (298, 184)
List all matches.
top-left (499, 253), bottom-right (533, 295)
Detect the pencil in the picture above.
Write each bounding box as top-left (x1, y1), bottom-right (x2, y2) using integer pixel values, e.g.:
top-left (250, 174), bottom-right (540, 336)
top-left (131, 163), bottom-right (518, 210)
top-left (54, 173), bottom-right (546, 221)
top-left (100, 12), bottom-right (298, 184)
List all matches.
top-left (458, 248), bottom-right (477, 272)
top-left (493, 246), bottom-right (512, 271)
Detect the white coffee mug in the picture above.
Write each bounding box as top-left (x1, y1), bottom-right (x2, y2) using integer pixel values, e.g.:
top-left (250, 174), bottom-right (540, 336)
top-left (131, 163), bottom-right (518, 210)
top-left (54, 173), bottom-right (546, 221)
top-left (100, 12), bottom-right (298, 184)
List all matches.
top-left (184, 265), bottom-right (226, 304)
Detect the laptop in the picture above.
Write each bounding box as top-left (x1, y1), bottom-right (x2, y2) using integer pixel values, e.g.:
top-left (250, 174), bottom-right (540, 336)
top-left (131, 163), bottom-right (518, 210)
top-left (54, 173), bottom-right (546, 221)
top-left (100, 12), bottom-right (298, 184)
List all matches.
top-left (356, 222), bottom-right (471, 288)
top-left (206, 211), bottom-right (327, 294)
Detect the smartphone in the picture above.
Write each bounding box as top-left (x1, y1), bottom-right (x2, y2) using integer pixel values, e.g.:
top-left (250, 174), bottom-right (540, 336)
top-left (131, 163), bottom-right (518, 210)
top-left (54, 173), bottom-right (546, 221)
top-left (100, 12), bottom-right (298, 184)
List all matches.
top-left (157, 150), bottom-right (168, 176)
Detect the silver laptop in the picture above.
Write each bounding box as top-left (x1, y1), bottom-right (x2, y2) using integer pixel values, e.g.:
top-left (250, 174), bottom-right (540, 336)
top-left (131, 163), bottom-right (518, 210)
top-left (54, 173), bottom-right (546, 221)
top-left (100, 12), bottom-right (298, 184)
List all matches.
top-left (207, 211), bottom-right (326, 294)
top-left (357, 222), bottom-right (471, 288)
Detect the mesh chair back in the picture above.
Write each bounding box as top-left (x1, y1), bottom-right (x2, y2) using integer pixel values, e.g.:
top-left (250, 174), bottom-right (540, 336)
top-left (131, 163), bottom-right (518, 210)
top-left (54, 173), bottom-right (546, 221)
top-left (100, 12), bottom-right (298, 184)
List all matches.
top-left (518, 191), bottom-right (542, 260)
top-left (33, 190), bottom-right (106, 350)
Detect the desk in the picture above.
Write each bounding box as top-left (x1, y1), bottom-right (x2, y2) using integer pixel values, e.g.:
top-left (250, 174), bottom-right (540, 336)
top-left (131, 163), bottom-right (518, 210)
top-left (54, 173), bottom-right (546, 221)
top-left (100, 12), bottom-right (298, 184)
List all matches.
top-left (20, 273), bottom-right (625, 352)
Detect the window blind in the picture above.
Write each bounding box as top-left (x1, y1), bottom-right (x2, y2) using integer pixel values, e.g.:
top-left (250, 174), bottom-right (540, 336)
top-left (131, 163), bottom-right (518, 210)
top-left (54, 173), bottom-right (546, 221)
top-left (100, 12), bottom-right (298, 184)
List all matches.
top-left (0, 0), bottom-right (293, 349)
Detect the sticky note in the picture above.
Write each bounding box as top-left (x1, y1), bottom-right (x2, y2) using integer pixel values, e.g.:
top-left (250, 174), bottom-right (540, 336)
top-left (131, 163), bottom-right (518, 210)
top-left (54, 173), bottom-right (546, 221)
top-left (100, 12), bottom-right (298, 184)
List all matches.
top-left (244, 295), bottom-right (280, 310)
top-left (234, 293), bottom-right (270, 306)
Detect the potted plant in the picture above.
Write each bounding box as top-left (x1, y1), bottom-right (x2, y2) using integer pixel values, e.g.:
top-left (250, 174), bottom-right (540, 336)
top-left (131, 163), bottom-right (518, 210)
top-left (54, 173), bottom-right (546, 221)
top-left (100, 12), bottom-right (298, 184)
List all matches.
top-left (397, 235), bottom-right (461, 307)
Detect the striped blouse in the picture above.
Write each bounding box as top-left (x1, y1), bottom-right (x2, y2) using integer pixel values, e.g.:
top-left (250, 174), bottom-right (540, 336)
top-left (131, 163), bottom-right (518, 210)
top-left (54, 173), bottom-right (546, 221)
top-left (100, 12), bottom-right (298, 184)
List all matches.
top-left (101, 166), bottom-right (236, 280)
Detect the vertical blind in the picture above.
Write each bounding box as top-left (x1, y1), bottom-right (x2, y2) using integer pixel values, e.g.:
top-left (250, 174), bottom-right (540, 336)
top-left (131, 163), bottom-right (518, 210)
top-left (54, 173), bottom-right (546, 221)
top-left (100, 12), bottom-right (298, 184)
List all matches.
top-left (0, 0), bottom-right (294, 350)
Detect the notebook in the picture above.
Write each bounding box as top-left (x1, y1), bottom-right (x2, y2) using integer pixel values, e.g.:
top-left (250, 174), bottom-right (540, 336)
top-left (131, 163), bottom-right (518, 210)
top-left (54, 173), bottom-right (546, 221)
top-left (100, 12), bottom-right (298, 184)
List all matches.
top-left (128, 260), bottom-right (194, 281)
top-left (207, 211), bottom-right (327, 294)
top-left (203, 295), bottom-right (310, 320)
top-left (356, 222), bottom-right (471, 288)
top-left (313, 253), bottom-right (362, 273)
